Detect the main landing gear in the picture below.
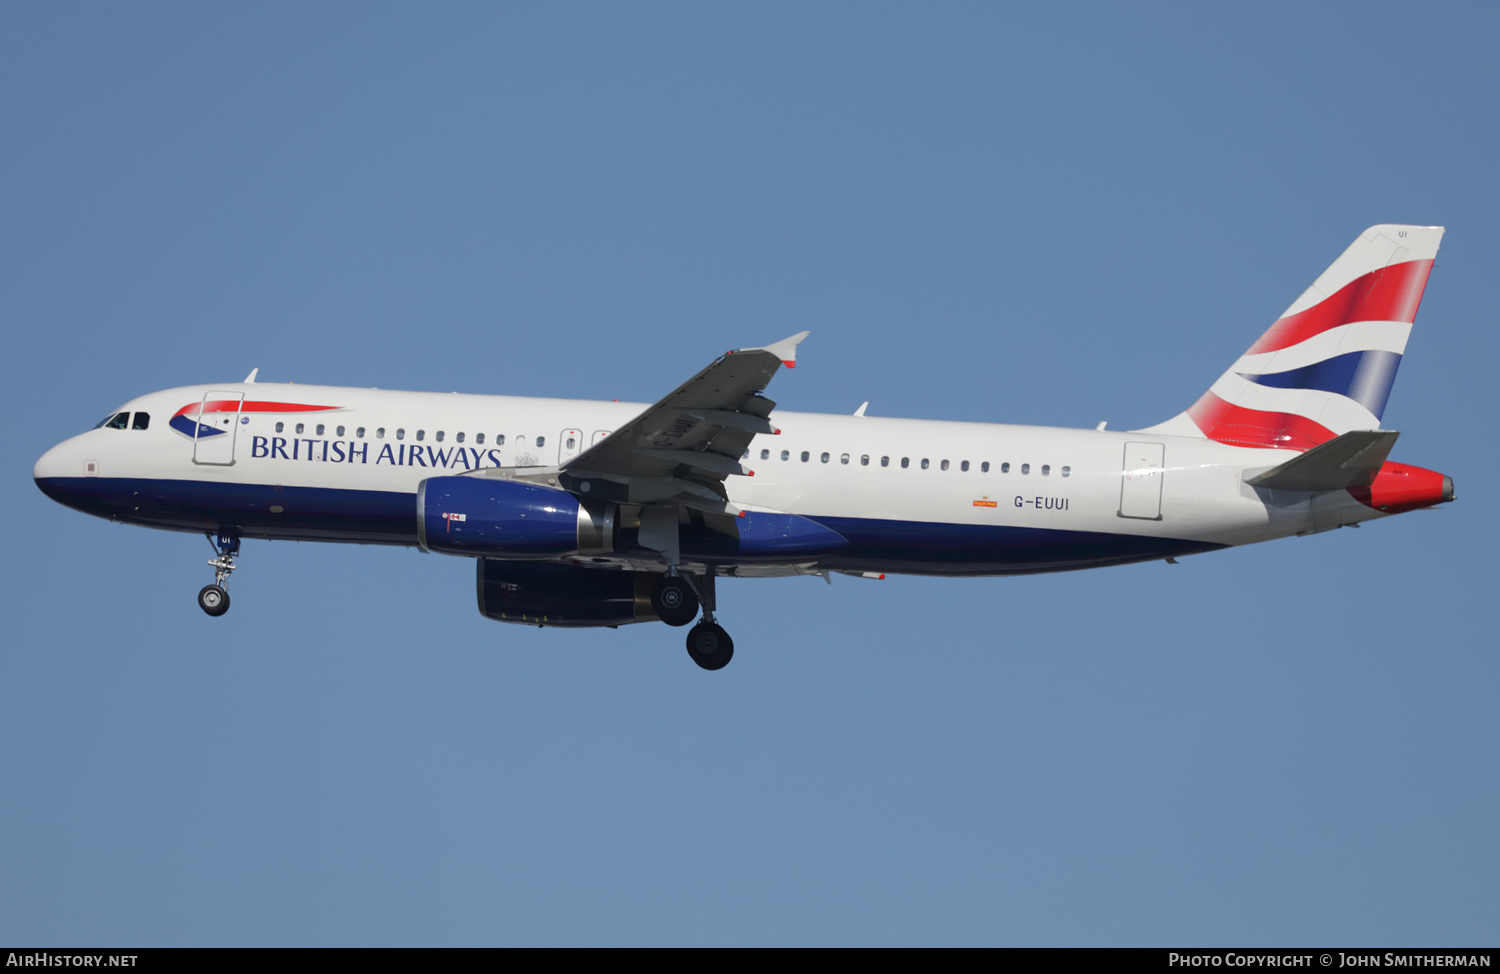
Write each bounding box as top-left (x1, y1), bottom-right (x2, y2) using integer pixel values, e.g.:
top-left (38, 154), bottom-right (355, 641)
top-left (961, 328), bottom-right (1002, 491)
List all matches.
top-left (655, 570), bottom-right (734, 671)
top-left (198, 531), bottom-right (239, 617)
top-left (686, 620), bottom-right (733, 671)
top-left (650, 573), bottom-right (700, 627)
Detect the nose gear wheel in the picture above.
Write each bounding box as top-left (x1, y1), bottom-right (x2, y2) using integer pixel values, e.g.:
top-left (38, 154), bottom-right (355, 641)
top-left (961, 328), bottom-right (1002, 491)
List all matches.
top-left (199, 532), bottom-right (241, 617)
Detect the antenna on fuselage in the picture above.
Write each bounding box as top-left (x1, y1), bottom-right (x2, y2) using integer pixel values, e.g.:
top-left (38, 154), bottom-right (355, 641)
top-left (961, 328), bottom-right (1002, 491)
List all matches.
top-left (854, 402), bottom-right (868, 417)
top-left (243, 368), bottom-right (259, 384)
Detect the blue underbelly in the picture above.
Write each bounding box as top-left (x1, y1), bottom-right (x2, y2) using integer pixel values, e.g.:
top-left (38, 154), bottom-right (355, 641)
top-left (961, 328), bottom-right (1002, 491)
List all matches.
top-left (36, 477), bottom-right (1226, 572)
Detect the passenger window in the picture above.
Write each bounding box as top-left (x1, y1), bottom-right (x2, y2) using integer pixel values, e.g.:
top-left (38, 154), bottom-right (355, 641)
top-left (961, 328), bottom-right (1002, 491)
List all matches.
top-left (1041, 464), bottom-right (1050, 476)
top-left (435, 431), bottom-right (444, 442)
top-left (376, 428), bottom-right (385, 439)
top-left (335, 425), bottom-right (345, 437)
top-left (801, 451), bottom-right (810, 462)
top-left (536, 436), bottom-right (545, 447)
top-left (841, 454), bottom-right (850, 465)
top-left (961, 460), bottom-right (970, 472)
top-left (781, 450), bottom-right (790, 461)
top-left (921, 458), bottom-right (930, 470)
top-left (476, 434), bottom-right (484, 444)
top-left (861, 455), bottom-right (869, 466)
top-left (496, 435), bottom-right (505, 445)
top-left (131, 412), bottom-right (150, 430)
top-left (1000, 462), bottom-right (1009, 473)
top-left (357, 427), bottom-right (365, 438)
top-left (567, 436), bottom-right (575, 449)
top-left (940, 459), bottom-right (949, 471)
top-left (1061, 466), bottom-right (1071, 477)
top-left (105, 412), bottom-right (129, 430)
top-left (416, 430), bottom-right (425, 442)
top-left (457, 432), bottom-right (465, 443)
top-left (881, 456), bottom-right (889, 467)
top-left (396, 429), bottom-right (405, 440)
top-left (982, 462), bottom-right (991, 473)
top-left (901, 458), bottom-right (910, 469)
top-left (761, 449), bottom-right (770, 460)
top-left (1021, 463), bottom-right (1030, 474)
top-left (820, 452), bottom-right (830, 463)
top-left (295, 423), bottom-right (305, 435)
top-left (275, 421), bottom-right (285, 433)
top-left (316, 424), bottom-right (325, 436)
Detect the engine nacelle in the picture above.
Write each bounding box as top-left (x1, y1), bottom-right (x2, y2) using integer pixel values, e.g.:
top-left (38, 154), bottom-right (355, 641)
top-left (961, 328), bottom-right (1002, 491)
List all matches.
top-left (476, 560), bottom-right (661, 628)
top-left (417, 476), bottom-right (614, 558)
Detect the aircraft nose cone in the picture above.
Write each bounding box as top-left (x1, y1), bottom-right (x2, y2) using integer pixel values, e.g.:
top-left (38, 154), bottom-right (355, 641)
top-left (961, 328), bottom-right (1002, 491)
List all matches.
top-left (34, 439), bottom-right (90, 507)
top-left (34, 441), bottom-right (70, 483)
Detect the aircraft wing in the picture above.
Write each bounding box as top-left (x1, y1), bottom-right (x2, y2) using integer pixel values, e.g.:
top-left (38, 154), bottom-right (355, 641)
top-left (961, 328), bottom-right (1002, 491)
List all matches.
top-left (559, 332), bottom-right (809, 513)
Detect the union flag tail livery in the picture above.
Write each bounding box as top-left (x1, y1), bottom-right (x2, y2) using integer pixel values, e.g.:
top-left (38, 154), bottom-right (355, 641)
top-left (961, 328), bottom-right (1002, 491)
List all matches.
top-left (33, 224), bottom-right (1456, 670)
top-left (1147, 225), bottom-right (1443, 451)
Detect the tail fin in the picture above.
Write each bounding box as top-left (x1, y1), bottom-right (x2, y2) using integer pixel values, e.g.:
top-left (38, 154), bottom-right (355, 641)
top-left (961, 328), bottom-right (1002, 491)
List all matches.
top-left (1143, 225), bottom-right (1444, 451)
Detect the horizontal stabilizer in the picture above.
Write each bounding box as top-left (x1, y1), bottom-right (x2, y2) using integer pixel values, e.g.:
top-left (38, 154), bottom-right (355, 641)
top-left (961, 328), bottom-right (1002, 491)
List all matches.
top-left (1246, 429), bottom-right (1400, 491)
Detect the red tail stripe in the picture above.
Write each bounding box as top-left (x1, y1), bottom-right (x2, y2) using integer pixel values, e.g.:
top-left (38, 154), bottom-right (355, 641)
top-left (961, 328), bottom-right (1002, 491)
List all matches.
top-left (1245, 259), bottom-right (1433, 355)
top-left (1186, 391), bottom-right (1337, 452)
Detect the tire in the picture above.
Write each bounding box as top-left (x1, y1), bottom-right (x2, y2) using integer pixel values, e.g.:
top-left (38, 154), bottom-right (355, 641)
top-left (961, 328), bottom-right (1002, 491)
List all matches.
top-left (685, 622), bottom-right (734, 671)
top-left (198, 584), bottom-right (230, 617)
top-left (651, 576), bottom-right (700, 628)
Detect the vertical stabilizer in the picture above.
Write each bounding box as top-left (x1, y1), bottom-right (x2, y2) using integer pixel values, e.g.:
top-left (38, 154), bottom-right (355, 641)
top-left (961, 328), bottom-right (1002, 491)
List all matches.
top-left (1142, 225), bottom-right (1443, 451)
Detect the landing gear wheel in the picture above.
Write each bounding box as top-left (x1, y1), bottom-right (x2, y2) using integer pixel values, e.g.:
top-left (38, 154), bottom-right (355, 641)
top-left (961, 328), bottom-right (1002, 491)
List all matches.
top-left (198, 584), bottom-right (230, 617)
top-left (686, 622), bottom-right (734, 671)
top-left (651, 576), bottom-right (700, 627)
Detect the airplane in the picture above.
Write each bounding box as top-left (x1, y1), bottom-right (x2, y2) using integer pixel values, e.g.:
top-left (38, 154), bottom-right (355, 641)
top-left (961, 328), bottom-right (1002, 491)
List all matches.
top-left (33, 224), bottom-right (1454, 670)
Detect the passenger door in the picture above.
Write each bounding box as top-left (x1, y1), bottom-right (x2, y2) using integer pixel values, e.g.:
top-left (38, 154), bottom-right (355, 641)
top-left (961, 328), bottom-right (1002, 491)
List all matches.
top-left (192, 392), bottom-right (245, 465)
top-left (1118, 442), bottom-right (1164, 520)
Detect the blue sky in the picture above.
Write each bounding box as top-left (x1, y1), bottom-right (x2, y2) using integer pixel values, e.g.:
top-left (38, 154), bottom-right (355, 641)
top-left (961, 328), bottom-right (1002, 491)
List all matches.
top-left (3, 3), bottom-right (1496, 945)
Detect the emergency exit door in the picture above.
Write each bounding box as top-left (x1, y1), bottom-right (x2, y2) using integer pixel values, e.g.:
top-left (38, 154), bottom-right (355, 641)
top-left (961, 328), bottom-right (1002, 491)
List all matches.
top-left (558, 428), bottom-right (583, 464)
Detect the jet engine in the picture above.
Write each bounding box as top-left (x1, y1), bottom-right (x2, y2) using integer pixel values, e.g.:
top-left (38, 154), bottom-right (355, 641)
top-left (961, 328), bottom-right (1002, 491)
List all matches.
top-left (417, 476), bottom-right (614, 558)
top-left (476, 560), bottom-right (661, 628)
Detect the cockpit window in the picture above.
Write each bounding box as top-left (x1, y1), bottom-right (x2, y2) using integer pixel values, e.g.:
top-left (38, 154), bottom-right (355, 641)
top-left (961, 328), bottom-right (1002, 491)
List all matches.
top-left (102, 412), bottom-right (129, 430)
top-left (132, 412), bottom-right (150, 430)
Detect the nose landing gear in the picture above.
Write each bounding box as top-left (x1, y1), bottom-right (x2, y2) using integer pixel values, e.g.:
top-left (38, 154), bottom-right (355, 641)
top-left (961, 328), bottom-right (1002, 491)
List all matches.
top-left (199, 531), bottom-right (239, 617)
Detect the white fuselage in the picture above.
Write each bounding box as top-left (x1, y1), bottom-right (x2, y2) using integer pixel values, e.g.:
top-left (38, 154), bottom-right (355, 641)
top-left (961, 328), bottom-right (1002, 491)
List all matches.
top-left (34, 381), bottom-right (1386, 577)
